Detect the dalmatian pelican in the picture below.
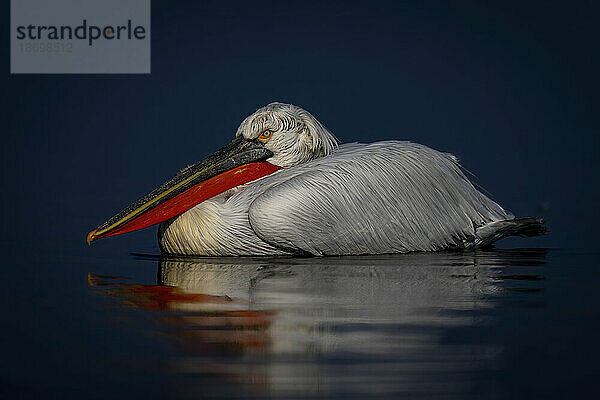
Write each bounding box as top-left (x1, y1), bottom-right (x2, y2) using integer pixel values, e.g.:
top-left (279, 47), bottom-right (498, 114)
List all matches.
top-left (87, 102), bottom-right (546, 256)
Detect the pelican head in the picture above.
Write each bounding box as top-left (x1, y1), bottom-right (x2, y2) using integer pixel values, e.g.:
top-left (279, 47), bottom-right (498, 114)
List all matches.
top-left (236, 102), bottom-right (338, 168)
top-left (87, 102), bottom-right (336, 244)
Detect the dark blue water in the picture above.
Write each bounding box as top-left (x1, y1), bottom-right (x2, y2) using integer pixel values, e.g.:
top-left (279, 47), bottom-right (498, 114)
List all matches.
top-left (2, 247), bottom-right (599, 399)
top-left (2, 1), bottom-right (599, 398)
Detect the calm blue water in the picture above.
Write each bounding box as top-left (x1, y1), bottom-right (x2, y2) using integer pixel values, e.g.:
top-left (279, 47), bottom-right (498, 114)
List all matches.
top-left (2, 247), bottom-right (598, 399)
top-left (2, 2), bottom-right (598, 398)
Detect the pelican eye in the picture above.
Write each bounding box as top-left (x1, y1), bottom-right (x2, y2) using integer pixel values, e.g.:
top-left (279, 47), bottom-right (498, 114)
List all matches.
top-left (258, 130), bottom-right (273, 143)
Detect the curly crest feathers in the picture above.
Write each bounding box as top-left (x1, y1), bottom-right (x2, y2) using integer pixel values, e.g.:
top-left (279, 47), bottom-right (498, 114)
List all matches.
top-left (236, 102), bottom-right (338, 167)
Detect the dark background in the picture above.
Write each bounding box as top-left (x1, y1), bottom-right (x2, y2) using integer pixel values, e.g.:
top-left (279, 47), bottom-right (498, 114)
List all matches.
top-left (1, 1), bottom-right (598, 260)
top-left (1, 1), bottom-right (599, 398)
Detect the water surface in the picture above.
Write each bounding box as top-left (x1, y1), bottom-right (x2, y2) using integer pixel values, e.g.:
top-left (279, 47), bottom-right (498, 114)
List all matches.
top-left (4, 248), bottom-right (597, 399)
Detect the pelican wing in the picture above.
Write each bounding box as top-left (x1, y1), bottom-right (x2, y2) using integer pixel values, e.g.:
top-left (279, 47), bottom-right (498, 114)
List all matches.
top-left (248, 141), bottom-right (512, 256)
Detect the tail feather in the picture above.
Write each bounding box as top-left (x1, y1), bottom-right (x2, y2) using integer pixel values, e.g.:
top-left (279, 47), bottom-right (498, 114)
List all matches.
top-left (475, 217), bottom-right (547, 247)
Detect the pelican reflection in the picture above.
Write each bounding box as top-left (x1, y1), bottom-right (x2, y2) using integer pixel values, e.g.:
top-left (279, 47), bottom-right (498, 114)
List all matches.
top-left (90, 249), bottom-right (547, 397)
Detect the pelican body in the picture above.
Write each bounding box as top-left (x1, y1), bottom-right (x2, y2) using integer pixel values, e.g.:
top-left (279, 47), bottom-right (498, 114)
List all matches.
top-left (88, 103), bottom-right (546, 256)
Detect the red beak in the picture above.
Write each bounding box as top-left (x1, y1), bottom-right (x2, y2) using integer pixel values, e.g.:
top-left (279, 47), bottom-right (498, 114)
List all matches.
top-left (87, 138), bottom-right (280, 244)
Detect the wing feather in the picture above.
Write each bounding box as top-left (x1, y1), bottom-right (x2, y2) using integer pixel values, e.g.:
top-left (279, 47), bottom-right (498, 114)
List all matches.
top-left (248, 141), bottom-right (511, 255)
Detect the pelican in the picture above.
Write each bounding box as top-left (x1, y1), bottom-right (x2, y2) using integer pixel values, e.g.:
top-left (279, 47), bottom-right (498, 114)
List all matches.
top-left (87, 102), bottom-right (546, 256)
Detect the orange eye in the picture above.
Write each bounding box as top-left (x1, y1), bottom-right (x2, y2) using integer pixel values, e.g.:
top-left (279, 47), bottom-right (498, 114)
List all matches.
top-left (258, 130), bottom-right (273, 142)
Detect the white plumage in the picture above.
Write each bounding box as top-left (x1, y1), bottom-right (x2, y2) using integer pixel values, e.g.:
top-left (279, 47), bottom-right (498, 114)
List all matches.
top-left (158, 102), bottom-right (544, 256)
